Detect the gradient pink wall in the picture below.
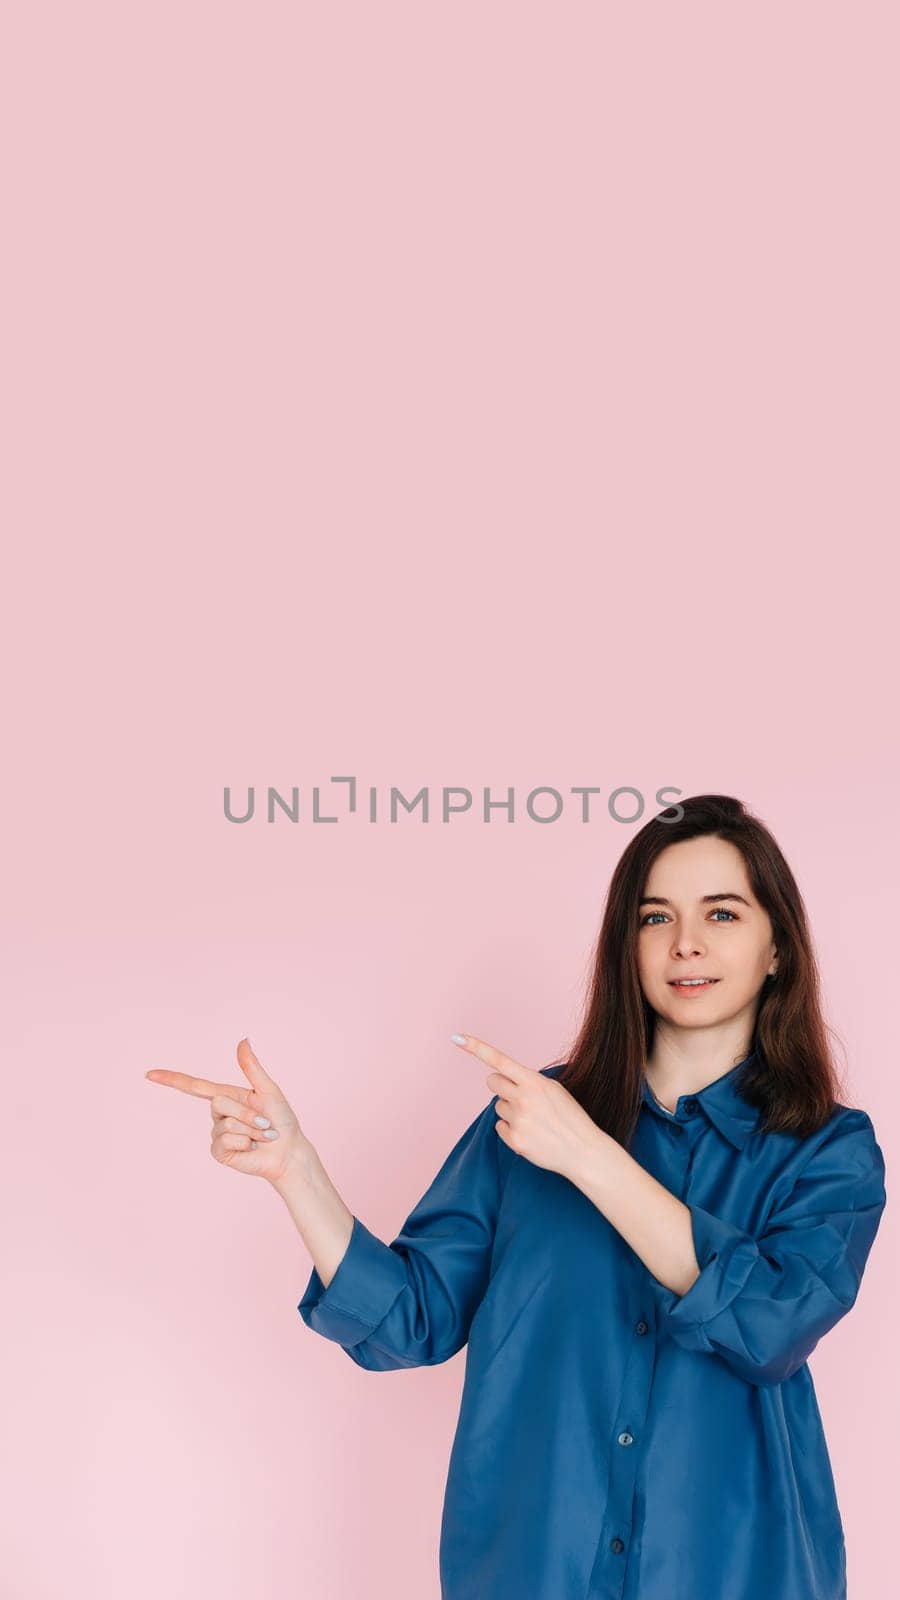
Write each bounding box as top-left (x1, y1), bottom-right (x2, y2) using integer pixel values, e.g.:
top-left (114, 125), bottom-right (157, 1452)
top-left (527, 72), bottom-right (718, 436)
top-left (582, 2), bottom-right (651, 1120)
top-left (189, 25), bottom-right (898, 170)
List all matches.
top-left (4, 3), bottom-right (898, 1596)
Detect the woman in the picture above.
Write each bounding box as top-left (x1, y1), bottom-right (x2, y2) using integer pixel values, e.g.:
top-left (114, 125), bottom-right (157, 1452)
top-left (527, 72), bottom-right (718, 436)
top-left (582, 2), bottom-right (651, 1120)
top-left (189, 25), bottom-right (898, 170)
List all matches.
top-left (146, 793), bottom-right (887, 1599)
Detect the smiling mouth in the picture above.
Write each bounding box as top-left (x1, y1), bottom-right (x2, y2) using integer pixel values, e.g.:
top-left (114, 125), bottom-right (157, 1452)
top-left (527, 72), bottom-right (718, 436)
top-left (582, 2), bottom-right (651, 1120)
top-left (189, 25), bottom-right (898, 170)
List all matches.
top-left (668, 978), bottom-right (720, 988)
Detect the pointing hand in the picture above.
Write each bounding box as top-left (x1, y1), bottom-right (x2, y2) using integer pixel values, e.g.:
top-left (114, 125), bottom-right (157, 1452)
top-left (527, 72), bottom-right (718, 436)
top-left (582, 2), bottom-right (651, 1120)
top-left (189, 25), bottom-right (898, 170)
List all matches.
top-left (145, 1037), bottom-right (312, 1185)
top-left (450, 1032), bottom-right (606, 1181)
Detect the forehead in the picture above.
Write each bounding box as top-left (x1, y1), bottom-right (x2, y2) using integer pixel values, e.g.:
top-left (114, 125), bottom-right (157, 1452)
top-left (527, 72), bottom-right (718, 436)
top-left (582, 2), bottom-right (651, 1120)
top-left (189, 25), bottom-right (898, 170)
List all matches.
top-left (643, 836), bottom-right (752, 892)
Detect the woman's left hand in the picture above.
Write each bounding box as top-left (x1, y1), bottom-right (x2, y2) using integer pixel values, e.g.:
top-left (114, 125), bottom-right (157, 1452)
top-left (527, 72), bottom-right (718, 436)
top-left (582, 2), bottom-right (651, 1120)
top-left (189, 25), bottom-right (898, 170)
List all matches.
top-left (451, 1032), bottom-right (607, 1180)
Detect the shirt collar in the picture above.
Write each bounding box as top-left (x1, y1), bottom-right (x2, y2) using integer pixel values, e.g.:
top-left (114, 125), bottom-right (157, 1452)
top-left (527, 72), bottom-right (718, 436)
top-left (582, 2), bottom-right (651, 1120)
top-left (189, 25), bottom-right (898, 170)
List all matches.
top-left (641, 1050), bottom-right (762, 1149)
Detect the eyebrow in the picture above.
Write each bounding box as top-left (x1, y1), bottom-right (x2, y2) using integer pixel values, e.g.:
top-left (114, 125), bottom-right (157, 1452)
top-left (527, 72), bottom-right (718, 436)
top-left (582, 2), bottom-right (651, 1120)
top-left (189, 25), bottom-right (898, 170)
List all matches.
top-left (638, 893), bottom-right (753, 908)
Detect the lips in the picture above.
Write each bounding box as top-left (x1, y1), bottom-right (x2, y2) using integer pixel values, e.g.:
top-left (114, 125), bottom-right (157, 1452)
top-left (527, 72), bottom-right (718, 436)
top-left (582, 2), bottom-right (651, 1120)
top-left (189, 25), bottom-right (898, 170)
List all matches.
top-left (668, 978), bottom-right (720, 987)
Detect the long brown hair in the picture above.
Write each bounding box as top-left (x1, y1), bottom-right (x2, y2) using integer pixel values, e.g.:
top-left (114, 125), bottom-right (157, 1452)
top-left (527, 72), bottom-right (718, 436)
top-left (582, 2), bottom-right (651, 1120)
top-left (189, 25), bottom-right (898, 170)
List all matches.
top-left (553, 794), bottom-right (847, 1147)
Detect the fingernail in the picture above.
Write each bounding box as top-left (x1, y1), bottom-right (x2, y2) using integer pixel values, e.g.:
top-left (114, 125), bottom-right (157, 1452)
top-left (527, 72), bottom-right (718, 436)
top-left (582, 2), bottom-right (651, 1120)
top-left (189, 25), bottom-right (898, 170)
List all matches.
top-left (254, 1115), bottom-right (270, 1128)
top-left (451, 1033), bottom-right (466, 1044)
top-left (263, 1128), bottom-right (279, 1139)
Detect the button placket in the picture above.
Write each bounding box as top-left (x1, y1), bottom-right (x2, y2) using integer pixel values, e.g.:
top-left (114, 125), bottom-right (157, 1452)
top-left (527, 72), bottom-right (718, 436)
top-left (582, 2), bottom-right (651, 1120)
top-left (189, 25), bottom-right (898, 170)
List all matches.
top-left (590, 1311), bottom-right (654, 1593)
top-left (588, 1095), bottom-right (701, 1597)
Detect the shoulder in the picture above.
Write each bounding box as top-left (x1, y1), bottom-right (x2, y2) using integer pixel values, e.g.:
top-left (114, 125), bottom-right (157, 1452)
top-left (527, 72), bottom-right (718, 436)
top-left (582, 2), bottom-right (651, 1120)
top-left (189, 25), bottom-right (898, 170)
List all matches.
top-left (800, 1103), bottom-right (883, 1163)
top-left (754, 1100), bottom-right (882, 1165)
top-left (778, 1102), bottom-right (886, 1211)
top-left (813, 1103), bottom-right (884, 1172)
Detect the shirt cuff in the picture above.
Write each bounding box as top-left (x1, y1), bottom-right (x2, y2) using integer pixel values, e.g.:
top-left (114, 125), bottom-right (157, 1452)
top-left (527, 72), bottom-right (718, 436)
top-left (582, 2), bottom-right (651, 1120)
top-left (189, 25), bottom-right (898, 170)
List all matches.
top-left (296, 1214), bottom-right (410, 1348)
top-left (650, 1202), bottom-right (760, 1348)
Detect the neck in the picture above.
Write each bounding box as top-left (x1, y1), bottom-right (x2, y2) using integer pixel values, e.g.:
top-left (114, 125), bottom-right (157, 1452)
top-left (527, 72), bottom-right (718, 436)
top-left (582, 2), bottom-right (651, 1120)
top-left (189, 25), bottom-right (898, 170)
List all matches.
top-left (644, 1031), bottom-right (755, 1109)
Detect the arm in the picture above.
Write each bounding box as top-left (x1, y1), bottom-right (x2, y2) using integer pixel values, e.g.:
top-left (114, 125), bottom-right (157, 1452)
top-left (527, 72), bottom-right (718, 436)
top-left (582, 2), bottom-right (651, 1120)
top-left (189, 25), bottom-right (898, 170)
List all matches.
top-left (278, 1096), bottom-right (504, 1372)
top-left (574, 1107), bottom-right (886, 1388)
top-left (649, 1109), bottom-right (887, 1386)
top-left (569, 1137), bottom-right (704, 1297)
top-left (272, 1146), bottom-right (356, 1291)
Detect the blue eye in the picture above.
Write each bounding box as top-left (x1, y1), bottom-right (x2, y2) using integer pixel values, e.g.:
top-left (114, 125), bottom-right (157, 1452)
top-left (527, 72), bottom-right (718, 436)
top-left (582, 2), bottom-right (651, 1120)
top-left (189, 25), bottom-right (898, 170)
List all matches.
top-left (639, 908), bottom-right (738, 926)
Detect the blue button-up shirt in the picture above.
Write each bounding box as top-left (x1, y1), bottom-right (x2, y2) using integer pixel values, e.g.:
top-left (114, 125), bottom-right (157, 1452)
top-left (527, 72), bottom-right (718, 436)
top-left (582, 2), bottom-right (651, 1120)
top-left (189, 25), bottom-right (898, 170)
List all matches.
top-left (297, 1053), bottom-right (886, 1599)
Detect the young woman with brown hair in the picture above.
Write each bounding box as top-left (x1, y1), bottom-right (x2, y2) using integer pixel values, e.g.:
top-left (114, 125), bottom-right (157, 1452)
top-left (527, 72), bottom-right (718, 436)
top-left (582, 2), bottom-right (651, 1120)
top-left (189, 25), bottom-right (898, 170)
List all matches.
top-left (147, 793), bottom-right (886, 1599)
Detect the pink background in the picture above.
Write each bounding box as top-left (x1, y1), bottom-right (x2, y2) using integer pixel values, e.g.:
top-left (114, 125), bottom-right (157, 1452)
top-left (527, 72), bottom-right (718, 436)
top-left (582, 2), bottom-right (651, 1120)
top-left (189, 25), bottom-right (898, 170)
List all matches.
top-left (4, 3), bottom-right (898, 1596)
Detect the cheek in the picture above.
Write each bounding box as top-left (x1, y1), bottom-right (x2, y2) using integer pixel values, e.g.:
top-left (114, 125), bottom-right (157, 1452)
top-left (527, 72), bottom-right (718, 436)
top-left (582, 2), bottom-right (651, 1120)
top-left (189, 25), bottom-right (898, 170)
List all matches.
top-left (718, 931), bottom-right (762, 967)
top-left (636, 943), bottom-right (663, 983)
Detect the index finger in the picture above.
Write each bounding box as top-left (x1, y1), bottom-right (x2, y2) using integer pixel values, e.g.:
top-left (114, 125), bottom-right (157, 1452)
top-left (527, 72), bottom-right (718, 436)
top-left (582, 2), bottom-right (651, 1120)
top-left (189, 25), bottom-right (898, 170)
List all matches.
top-left (450, 1034), bottom-right (531, 1084)
top-left (144, 1068), bottom-right (247, 1104)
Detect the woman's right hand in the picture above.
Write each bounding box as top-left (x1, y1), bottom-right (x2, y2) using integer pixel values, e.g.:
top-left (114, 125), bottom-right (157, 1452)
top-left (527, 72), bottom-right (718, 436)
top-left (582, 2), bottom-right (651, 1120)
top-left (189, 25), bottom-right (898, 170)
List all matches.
top-left (145, 1036), bottom-right (313, 1186)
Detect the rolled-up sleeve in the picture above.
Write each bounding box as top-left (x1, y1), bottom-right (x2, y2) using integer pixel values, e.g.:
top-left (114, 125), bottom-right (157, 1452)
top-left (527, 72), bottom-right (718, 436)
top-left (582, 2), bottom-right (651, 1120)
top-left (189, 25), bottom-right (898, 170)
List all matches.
top-left (296, 1096), bottom-right (503, 1371)
top-left (650, 1109), bottom-right (887, 1387)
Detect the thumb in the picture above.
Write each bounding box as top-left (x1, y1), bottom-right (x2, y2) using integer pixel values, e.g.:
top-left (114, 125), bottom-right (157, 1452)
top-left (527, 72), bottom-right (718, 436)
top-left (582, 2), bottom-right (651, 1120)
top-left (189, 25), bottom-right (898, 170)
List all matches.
top-left (236, 1036), bottom-right (281, 1095)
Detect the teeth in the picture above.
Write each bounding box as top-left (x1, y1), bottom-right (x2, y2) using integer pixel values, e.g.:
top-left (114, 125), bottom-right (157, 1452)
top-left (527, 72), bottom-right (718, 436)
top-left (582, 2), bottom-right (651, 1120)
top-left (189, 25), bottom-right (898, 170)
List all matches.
top-left (674, 979), bottom-right (714, 986)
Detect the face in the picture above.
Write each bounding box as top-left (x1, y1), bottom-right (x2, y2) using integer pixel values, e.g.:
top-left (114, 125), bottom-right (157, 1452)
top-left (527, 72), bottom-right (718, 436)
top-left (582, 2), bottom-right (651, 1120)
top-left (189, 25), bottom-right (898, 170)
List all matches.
top-left (636, 835), bottom-right (778, 1031)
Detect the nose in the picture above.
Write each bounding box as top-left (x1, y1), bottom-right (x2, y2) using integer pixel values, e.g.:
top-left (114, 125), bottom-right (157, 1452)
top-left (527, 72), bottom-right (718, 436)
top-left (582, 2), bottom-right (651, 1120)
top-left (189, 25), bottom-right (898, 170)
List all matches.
top-left (672, 929), bottom-right (705, 958)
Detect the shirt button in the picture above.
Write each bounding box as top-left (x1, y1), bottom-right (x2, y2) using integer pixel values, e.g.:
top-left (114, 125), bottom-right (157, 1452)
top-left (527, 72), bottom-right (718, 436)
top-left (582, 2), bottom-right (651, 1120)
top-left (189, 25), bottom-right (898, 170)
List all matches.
top-left (610, 1537), bottom-right (625, 1553)
top-left (683, 1096), bottom-right (699, 1114)
top-left (617, 1431), bottom-right (634, 1446)
top-left (635, 1320), bottom-right (649, 1336)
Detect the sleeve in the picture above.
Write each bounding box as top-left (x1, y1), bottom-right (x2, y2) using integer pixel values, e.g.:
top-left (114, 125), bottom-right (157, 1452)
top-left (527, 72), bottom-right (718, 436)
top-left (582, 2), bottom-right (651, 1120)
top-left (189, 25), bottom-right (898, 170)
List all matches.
top-left (296, 1095), bottom-right (503, 1371)
top-left (649, 1109), bottom-right (887, 1387)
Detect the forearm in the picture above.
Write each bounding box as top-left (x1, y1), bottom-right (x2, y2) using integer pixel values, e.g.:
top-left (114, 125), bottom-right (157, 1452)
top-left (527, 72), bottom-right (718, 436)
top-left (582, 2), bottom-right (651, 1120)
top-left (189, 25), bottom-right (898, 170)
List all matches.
top-left (270, 1143), bottom-right (355, 1290)
top-left (567, 1133), bottom-right (701, 1297)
